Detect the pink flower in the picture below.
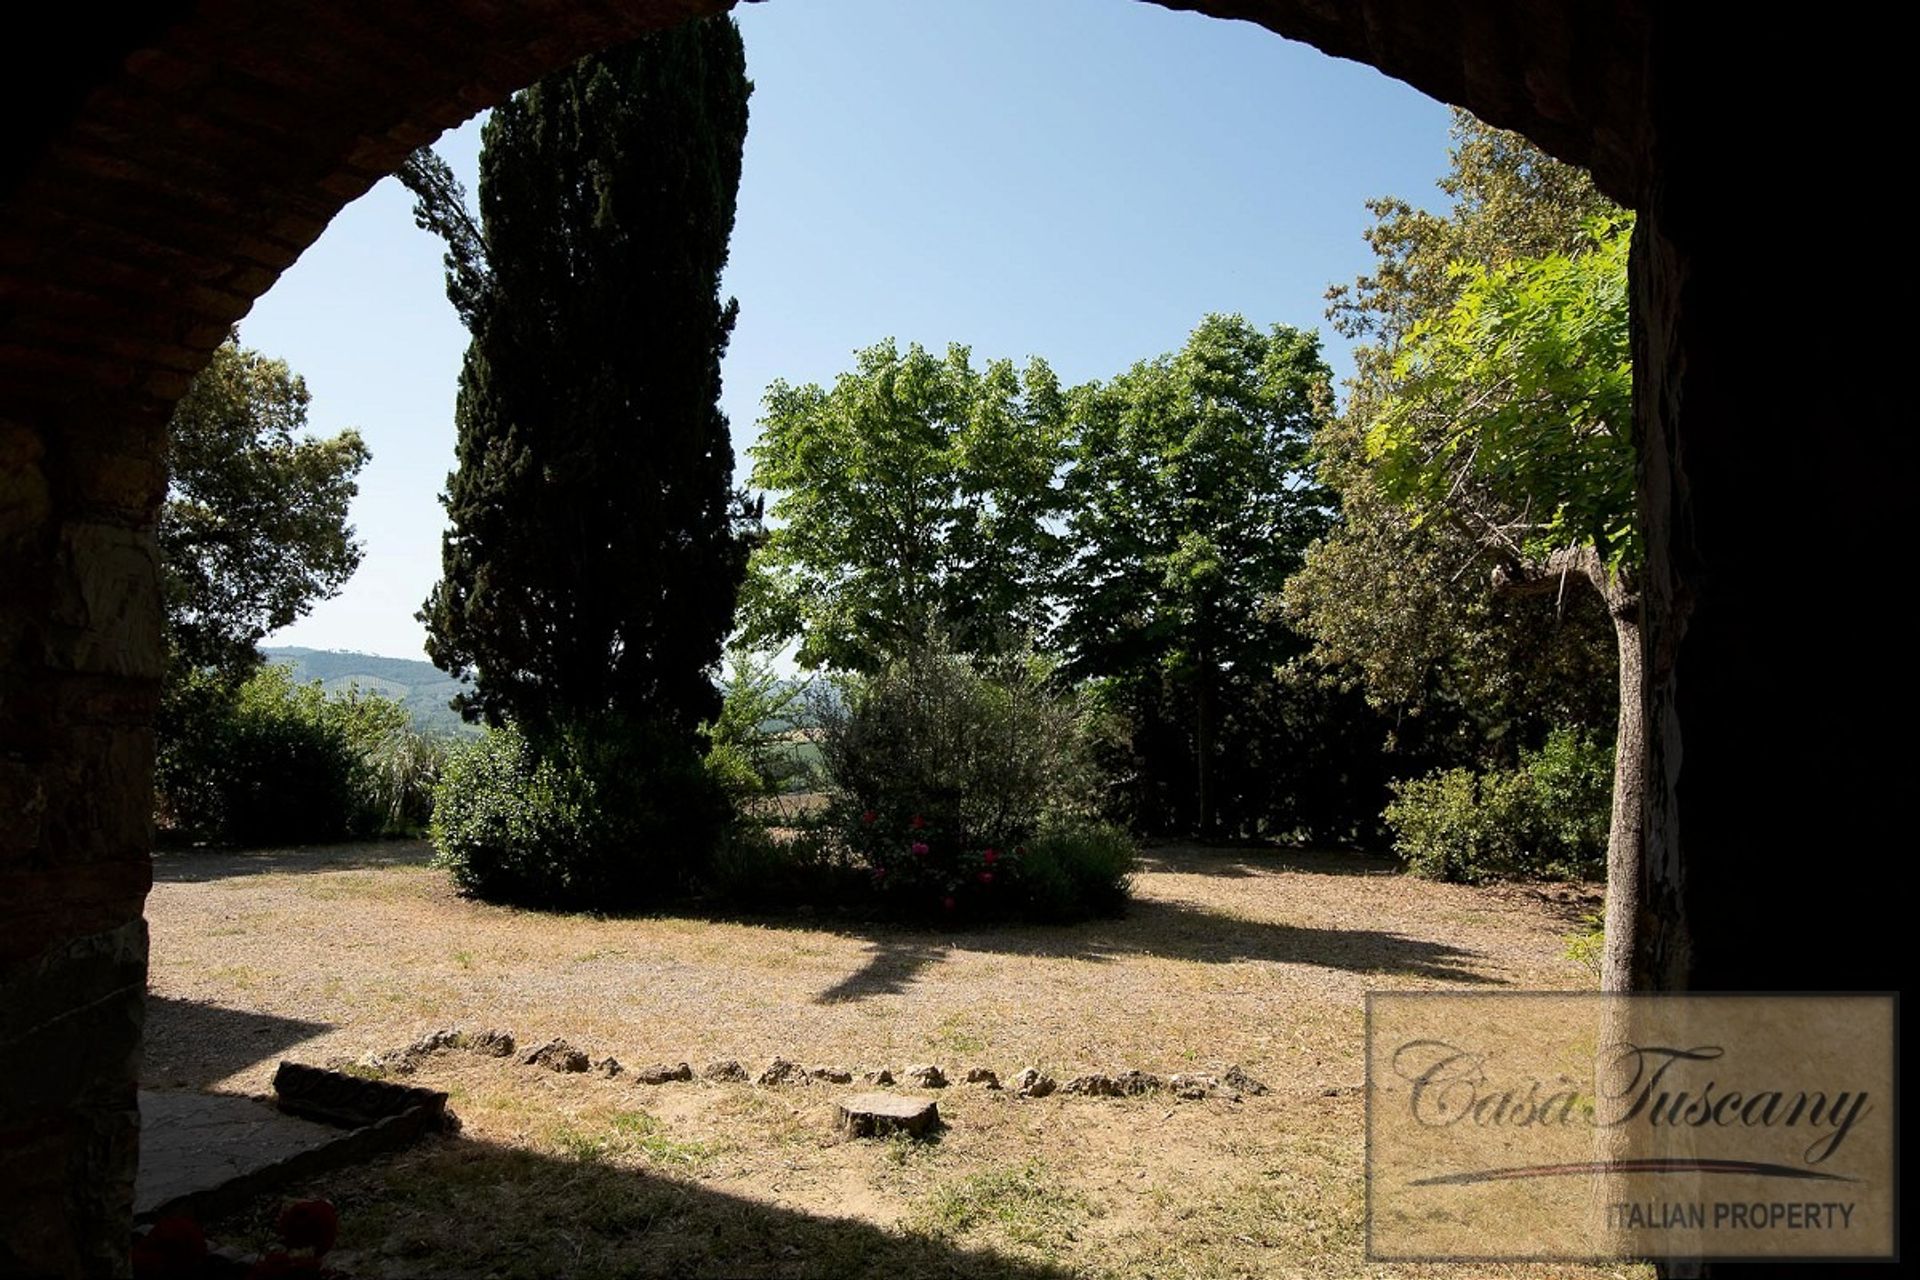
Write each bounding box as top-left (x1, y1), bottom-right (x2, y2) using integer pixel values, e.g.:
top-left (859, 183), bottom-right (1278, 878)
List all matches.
top-left (861, 810), bottom-right (877, 826)
top-left (982, 848), bottom-right (998, 864)
top-left (872, 866), bottom-right (887, 881)
top-left (910, 814), bottom-right (926, 830)
top-left (911, 842), bottom-right (930, 857)
top-left (977, 870), bottom-right (994, 885)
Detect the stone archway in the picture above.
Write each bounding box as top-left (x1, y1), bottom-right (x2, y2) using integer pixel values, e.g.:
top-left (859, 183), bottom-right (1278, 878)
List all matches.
top-left (0, 3), bottom-right (1897, 1275)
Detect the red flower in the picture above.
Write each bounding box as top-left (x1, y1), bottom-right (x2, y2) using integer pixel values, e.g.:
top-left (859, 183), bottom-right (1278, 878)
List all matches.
top-left (978, 870), bottom-right (995, 885)
top-left (861, 810), bottom-right (877, 825)
top-left (1013, 845), bottom-right (1028, 857)
top-left (911, 842), bottom-right (930, 857)
top-left (982, 848), bottom-right (998, 864)
top-left (910, 814), bottom-right (926, 830)
top-left (941, 895), bottom-right (957, 911)
top-left (276, 1199), bottom-right (339, 1254)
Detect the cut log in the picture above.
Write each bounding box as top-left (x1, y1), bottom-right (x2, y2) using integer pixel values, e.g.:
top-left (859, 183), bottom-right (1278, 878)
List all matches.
top-left (836, 1092), bottom-right (939, 1139)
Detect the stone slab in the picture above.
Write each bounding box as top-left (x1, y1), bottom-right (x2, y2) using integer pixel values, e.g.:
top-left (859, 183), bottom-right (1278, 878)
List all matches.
top-left (136, 1090), bottom-right (336, 1218)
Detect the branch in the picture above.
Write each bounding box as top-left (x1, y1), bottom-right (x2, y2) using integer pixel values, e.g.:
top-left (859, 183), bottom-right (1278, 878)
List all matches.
top-left (1492, 544), bottom-right (1639, 619)
top-left (396, 147), bottom-right (492, 330)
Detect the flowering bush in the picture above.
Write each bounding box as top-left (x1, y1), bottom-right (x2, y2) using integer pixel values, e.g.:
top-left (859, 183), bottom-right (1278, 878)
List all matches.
top-left (816, 640), bottom-right (1129, 921)
top-left (846, 809), bottom-right (1037, 920)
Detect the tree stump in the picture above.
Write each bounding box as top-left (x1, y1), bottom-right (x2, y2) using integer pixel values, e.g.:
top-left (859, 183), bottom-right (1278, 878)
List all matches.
top-left (836, 1092), bottom-right (939, 1139)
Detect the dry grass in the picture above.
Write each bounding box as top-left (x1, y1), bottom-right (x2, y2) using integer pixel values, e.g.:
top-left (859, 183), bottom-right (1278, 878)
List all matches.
top-left (148, 840), bottom-right (1640, 1279)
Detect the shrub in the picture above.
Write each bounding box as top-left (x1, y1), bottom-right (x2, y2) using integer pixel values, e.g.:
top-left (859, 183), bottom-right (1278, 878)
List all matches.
top-left (815, 639), bottom-right (1124, 921)
top-left (1525, 727), bottom-right (1614, 866)
top-left (1019, 821), bottom-right (1137, 921)
top-left (703, 822), bottom-right (863, 914)
top-left (431, 718), bottom-right (728, 910)
top-left (155, 663), bottom-right (440, 844)
top-left (1384, 728), bottom-right (1613, 883)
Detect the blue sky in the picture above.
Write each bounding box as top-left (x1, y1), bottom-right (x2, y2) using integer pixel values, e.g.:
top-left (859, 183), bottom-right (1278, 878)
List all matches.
top-left (245, 0), bottom-right (1453, 660)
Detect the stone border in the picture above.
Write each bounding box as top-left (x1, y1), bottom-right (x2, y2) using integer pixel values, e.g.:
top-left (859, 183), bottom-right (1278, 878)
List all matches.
top-left (363, 1027), bottom-right (1278, 1104)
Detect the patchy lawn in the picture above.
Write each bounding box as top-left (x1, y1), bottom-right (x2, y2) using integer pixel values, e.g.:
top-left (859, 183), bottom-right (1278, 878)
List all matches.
top-left (146, 841), bottom-right (1636, 1279)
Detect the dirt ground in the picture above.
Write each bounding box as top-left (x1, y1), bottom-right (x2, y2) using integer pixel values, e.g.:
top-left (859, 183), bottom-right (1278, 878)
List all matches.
top-left (145, 841), bottom-right (1640, 1279)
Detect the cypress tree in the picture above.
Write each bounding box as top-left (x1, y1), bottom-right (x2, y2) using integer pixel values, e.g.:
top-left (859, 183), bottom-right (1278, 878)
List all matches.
top-left (406, 17), bottom-right (753, 745)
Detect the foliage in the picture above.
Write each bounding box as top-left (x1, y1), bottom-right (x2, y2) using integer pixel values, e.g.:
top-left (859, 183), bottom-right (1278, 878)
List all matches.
top-left (702, 823), bottom-right (863, 914)
top-left (404, 17), bottom-right (755, 740)
top-left (815, 636), bottom-right (1124, 920)
top-left (742, 339), bottom-right (1070, 671)
top-left (1060, 314), bottom-right (1337, 835)
top-left (155, 665), bottom-right (440, 845)
top-left (701, 648), bottom-right (813, 801)
top-left (1368, 218), bottom-right (1636, 571)
top-left (1288, 111), bottom-right (1623, 763)
top-left (161, 335), bottom-right (369, 681)
top-left (1384, 728), bottom-right (1612, 882)
top-left (1017, 821), bottom-right (1137, 922)
top-left (430, 720), bottom-right (730, 910)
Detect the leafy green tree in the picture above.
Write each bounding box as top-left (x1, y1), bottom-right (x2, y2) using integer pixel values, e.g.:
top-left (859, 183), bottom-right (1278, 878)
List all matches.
top-left (155, 335), bottom-right (370, 832)
top-left (401, 18), bottom-right (754, 742)
top-left (742, 339), bottom-right (1070, 671)
top-left (1367, 218), bottom-right (1643, 986)
top-left (160, 335), bottom-right (368, 680)
top-left (1061, 314), bottom-right (1334, 835)
top-left (1288, 110), bottom-right (1620, 759)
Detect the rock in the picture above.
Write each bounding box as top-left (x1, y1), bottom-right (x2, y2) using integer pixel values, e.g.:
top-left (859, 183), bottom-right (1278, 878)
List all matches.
top-left (522, 1039), bottom-right (590, 1073)
top-left (1062, 1073), bottom-right (1123, 1097)
top-left (758, 1058), bottom-right (808, 1086)
top-left (1114, 1070), bottom-right (1162, 1095)
top-left (963, 1067), bottom-right (1000, 1089)
top-left (1013, 1068), bottom-right (1056, 1098)
top-left (703, 1059), bottom-right (748, 1083)
top-left (635, 1062), bottom-right (694, 1085)
top-left (469, 1029), bottom-right (516, 1058)
top-left (359, 1051), bottom-right (413, 1077)
top-left (903, 1064), bottom-right (947, 1088)
top-left (835, 1092), bottom-right (940, 1139)
top-left (408, 1028), bottom-right (464, 1057)
top-left (1222, 1065), bottom-right (1269, 1096)
top-left (810, 1066), bottom-right (854, 1084)
top-left (863, 1068), bottom-right (895, 1085)
top-left (594, 1057), bottom-right (623, 1079)
top-left (1168, 1073), bottom-right (1218, 1100)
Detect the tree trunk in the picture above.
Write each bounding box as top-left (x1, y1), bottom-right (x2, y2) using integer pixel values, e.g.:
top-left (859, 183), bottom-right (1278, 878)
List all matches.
top-left (1599, 598), bottom-right (1645, 992)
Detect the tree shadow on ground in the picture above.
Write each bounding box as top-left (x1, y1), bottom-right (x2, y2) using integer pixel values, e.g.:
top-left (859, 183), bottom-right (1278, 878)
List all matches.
top-left (810, 893), bottom-right (1498, 1006)
top-left (152, 840), bottom-right (434, 884)
top-left (1133, 843), bottom-right (1400, 879)
top-left (210, 1131), bottom-right (1077, 1280)
top-left (143, 996), bottom-right (333, 1090)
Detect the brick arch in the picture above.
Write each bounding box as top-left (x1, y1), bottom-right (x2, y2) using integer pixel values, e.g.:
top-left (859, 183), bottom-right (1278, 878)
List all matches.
top-left (0, 4), bottom-right (1897, 1277)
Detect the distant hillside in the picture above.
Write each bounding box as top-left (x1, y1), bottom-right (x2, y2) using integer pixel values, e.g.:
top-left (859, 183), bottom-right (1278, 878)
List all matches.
top-left (263, 646), bottom-right (478, 738)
